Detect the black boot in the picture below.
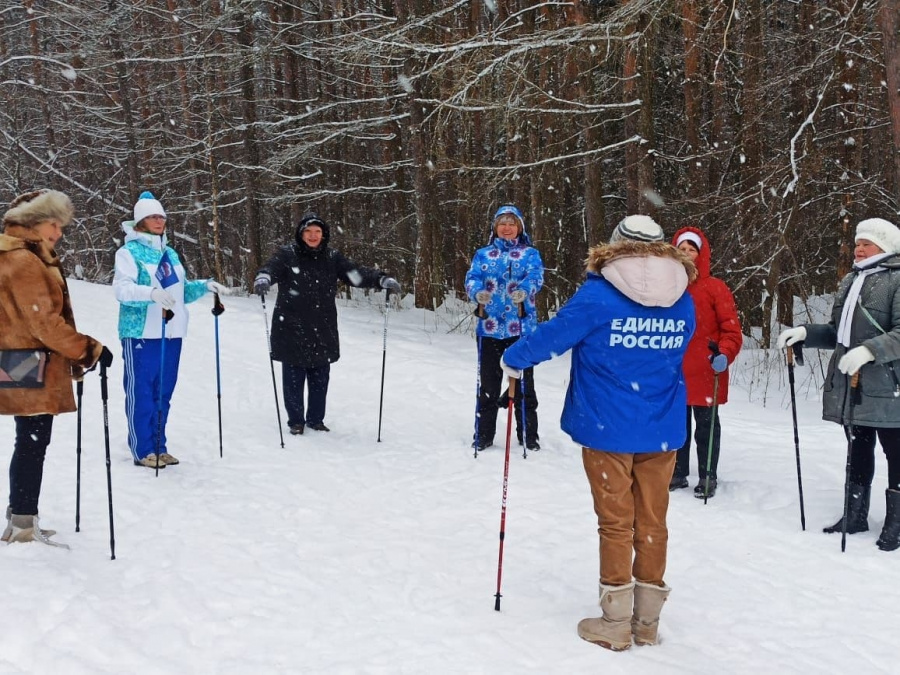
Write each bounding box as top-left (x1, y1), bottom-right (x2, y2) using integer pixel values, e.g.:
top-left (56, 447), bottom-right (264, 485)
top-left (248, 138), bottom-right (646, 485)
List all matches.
top-left (694, 477), bottom-right (717, 499)
top-left (877, 489), bottom-right (900, 552)
top-left (669, 474), bottom-right (689, 491)
top-left (823, 483), bottom-right (870, 534)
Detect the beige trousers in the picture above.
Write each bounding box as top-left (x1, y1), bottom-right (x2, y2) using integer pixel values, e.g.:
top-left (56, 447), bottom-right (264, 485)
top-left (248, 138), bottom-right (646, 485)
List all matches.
top-left (582, 448), bottom-right (676, 586)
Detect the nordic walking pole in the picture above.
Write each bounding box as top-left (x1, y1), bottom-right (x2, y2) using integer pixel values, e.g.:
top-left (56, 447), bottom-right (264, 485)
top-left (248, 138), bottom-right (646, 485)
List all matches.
top-left (841, 372), bottom-right (861, 553)
top-left (211, 293), bottom-right (225, 458)
top-left (519, 375), bottom-right (527, 459)
top-left (154, 310), bottom-right (173, 477)
top-left (75, 379), bottom-right (83, 532)
top-left (786, 344), bottom-right (806, 530)
top-left (377, 290), bottom-right (391, 442)
top-left (494, 377), bottom-right (517, 611)
top-left (474, 335), bottom-right (484, 458)
top-left (100, 360), bottom-right (116, 560)
top-left (702, 340), bottom-right (725, 505)
top-left (260, 294), bottom-right (285, 448)
top-left (702, 372), bottom-right (719, 506)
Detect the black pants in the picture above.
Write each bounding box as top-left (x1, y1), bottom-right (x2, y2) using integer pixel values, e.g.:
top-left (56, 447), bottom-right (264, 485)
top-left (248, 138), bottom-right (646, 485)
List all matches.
top-left (475, 336), bottom-right (538, 445)
top-left (674, 406), bottom-right (720, 480)
top-left (848, 425), bottom-right (900, 490)
top-left (282, 363), bottom-right (330, 427)
top-left (9, 415), bottom-right (53, 515)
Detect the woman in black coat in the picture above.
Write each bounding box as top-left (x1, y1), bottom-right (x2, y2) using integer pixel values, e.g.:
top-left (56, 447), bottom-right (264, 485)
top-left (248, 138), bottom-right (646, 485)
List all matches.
top-left (254, 212), bottom-right (400, 435)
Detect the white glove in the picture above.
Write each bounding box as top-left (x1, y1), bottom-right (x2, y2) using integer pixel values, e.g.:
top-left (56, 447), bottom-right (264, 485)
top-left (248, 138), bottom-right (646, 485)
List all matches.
top-left (207, 280), bottom-right (231, 295)
top-left (777, 326), bottom-right (807, 349)
top-left (150, 288), bottom-right (176, 310)
top-left (500, 355), bottom-right (523, 380)
top-left (475, 291), bottom-right (492, 304)
top-left (380, 276), bottom-right (401, 293)
top-left (510, 290), bottom-right (527, 304)
top-left (838, 345), bottom-right (875, 376)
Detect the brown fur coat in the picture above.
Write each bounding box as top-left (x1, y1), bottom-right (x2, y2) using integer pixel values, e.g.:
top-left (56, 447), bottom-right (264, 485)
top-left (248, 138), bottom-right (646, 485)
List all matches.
top-left (0, 224), bottom-right (102, 415)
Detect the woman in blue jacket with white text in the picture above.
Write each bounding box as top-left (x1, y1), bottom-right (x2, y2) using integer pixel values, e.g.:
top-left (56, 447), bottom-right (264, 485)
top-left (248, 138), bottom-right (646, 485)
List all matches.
top-left (502, 215), bottom-right (696, 651)
top-left (465, 205), bottom-right (544, 451)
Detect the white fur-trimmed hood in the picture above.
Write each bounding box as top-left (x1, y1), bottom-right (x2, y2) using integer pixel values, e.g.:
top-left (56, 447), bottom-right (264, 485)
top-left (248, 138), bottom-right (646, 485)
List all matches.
top-left (587, 240), bottom-right (697, 307)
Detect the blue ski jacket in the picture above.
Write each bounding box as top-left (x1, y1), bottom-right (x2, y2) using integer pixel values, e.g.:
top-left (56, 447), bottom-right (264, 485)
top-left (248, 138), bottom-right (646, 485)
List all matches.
top-left (503, 240), bottom-right (697, 453)
top-left (465, 237), bottom-right (544, 339)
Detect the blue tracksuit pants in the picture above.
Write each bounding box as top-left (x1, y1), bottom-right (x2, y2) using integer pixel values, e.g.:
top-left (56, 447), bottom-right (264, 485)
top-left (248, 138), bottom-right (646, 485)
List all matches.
top-left (122, 338), bottom-right (182, 461)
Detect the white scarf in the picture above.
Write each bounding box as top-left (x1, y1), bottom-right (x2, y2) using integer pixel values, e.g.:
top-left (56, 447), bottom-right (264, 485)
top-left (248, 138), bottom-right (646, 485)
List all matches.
top-left (836, 252), bottom-right (893, 347)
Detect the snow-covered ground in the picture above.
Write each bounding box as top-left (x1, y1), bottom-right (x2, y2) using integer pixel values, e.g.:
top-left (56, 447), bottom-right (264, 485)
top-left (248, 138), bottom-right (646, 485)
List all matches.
top-left (1, 280), bottom-right (898, 674)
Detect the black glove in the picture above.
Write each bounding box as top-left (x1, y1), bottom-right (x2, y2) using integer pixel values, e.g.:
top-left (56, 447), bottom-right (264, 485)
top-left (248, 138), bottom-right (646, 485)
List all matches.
top-left (254, 273), bottom-right (271, 298)
top-left (98, 346), bottom-right (114, 369)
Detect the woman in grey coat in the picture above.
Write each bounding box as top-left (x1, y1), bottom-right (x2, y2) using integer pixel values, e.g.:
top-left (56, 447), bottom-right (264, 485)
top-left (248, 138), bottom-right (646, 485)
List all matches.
top-left (778, 218), bottom-right (900, 552)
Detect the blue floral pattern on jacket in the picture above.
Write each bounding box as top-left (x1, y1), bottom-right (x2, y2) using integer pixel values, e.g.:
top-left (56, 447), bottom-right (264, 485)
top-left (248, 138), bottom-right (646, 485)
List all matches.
top-left (465, 238), bottom-right (544, 338)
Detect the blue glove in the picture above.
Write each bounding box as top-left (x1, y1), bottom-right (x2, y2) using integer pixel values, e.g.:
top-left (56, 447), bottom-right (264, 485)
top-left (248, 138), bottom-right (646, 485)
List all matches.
top-left (710, 353), bottom-right (728, 374)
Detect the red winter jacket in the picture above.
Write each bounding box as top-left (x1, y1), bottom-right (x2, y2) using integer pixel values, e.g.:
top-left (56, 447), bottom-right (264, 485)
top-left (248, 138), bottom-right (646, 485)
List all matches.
top-left (672, 227), bottom-right (743, 406)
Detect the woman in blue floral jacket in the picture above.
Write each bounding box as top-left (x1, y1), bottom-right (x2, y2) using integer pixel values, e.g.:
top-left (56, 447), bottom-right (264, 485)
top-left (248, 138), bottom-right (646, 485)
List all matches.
top-left (465, 205), bottom-right (544, 450)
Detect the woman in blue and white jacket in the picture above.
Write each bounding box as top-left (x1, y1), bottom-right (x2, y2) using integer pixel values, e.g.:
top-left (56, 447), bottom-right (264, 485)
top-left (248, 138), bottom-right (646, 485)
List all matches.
top-left (465, 205), bottom-right (544, 451)
top-left (112, 192), bottom-right (229, 468)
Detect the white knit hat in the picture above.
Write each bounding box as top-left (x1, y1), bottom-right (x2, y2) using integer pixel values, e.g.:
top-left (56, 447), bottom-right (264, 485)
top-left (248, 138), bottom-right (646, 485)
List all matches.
top-left (856, 218), bottom-right (900, 255)
top-left (675, 231), bottom-right (703, 251)
top-left (133, 191), bottom-right (166, 223)
top-left (610, 215), bottom-right (664, 243)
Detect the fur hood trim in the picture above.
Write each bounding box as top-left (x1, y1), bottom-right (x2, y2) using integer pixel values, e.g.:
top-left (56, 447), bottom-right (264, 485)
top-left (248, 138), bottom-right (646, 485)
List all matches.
top-left (586, 240), bottom-right (698, 282)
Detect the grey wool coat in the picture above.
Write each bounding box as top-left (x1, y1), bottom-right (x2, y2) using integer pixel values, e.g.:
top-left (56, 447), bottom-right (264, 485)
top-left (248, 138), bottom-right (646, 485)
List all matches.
top-left (804, 255), bottom-right (900, 428)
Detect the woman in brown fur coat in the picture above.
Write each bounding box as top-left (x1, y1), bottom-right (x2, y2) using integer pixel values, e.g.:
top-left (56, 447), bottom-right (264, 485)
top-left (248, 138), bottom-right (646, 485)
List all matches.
top-left (0, 190), bottom-right (111, 547)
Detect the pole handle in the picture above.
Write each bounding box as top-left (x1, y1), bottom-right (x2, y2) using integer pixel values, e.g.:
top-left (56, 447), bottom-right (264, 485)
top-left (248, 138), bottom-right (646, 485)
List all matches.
top-left (211, 292), bottom-right (225, 316)
top-left (786, 345), bottom-right (794, 367)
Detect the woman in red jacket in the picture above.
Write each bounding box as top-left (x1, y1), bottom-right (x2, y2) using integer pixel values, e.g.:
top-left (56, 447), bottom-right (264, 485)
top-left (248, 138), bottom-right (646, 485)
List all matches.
top-left (670, 227), bottom-right (743, 498)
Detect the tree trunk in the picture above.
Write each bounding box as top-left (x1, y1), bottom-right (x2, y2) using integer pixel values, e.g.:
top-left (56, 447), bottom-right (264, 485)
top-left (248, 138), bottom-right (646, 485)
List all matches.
top-left (623, 12), bottom-right (656, 216)
top-left (107, 0), bottom-right (141, 197)
top-left (236, 11), bottom-right (263, 285)
top-left (879, 0), bottom-right (900, 196)
top-left (682, 0), bottom-right (706, 207)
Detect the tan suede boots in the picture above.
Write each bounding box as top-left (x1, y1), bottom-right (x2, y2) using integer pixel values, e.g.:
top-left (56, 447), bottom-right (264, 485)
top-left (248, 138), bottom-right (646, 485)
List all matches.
top-left (577, 581), bottom-right (671, 651)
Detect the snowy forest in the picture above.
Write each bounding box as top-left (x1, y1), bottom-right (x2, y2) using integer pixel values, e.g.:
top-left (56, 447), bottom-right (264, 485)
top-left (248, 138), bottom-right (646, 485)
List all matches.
top-left (2, 0), bottom-right (899, 342)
